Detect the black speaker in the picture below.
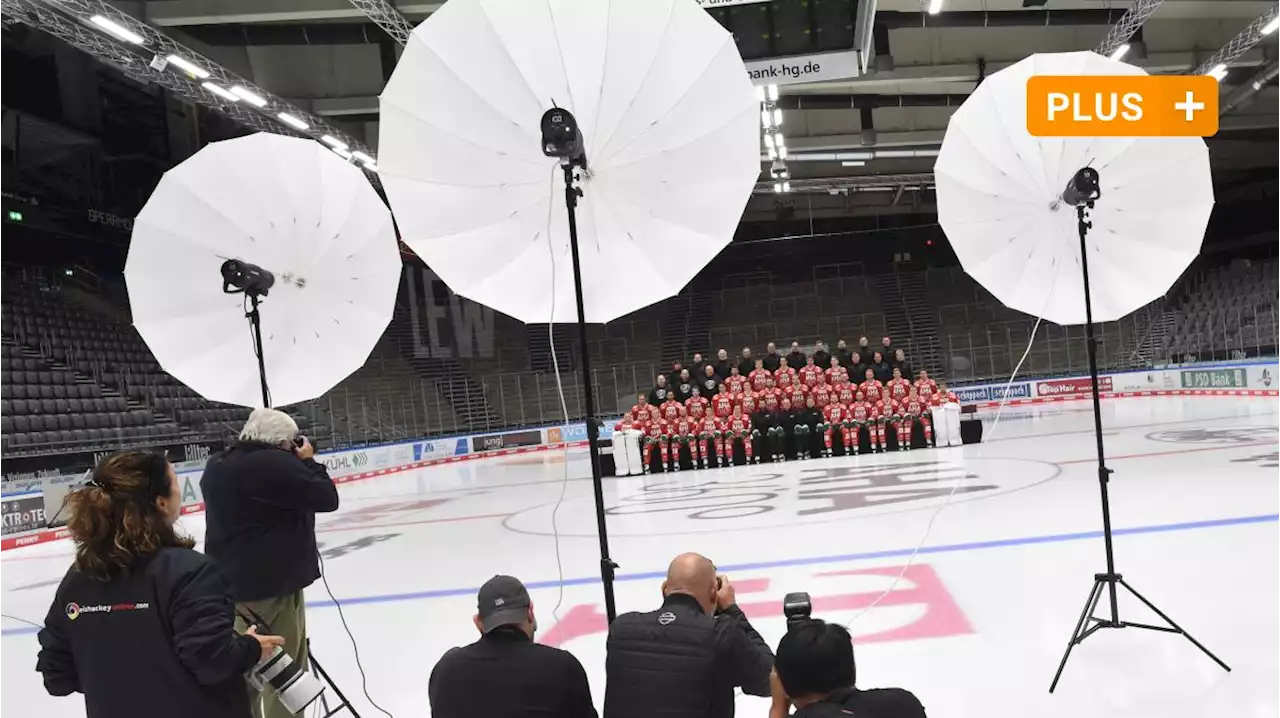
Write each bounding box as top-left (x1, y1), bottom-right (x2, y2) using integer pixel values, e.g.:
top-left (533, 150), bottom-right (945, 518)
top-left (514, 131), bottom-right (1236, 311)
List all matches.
top-left (960, 418), bottom-right (984, 444)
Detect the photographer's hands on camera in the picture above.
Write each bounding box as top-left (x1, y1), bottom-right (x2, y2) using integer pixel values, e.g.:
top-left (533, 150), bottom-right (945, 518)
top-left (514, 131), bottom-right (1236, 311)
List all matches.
top-left (244, 625), bottom-right (286, 663)
top-left (715, 574), bottom-right (736, 613)
top-left (293, 435), bottom-right (315, 461)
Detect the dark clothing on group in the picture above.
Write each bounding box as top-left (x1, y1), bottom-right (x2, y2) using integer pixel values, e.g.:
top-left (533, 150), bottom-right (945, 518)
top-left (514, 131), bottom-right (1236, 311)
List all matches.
top-left (892, 361), bottom-right (914, 381)
top-left (668, 369), bottom-right (686, 389)
top-left (429, 627), bottom-right (597, 718)
top-left (201, 442), bottom-right (339, 602)
top-left (649, 385), bottom-right (673, 405)
top-left (762, 353), bottom-right (782, 372)
top-left (872, 361), bottom-right (893, 384)
top-left (691, 361), bottom-right (708, 381)
top-left (880, 343), bottom-right (897, 361)
top-left (737, 357), bottom-right (756, 377)
top-left (792, 685), bottom-right (926, 718)
top-left (698, 374), bottom-right (722, 398)
top-left (37, 548), bottom-right (260, 718)
top-left (786, 350), bottom-right (807, 371)
top-left (714, 359), bottom-right (734, 380)
top-left (604, 593), bottom-right (773, 718)
top-left (834, 348), bottom-right (852, 368)
top-left (813, 350), bottom-right (832, 372)
top-left (675, 380), bottom-right (696, 403)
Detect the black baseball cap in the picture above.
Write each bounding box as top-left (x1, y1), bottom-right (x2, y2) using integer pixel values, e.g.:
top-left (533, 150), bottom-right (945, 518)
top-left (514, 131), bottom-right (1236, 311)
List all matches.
top-left (477, 575), bottom-right (532, 633)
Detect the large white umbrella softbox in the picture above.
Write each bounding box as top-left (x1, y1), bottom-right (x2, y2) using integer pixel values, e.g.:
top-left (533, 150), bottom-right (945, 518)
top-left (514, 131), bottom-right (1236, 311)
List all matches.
top-left (934, 51), bottom-right (1214, 325)
top-left (126, 133), bottom-right (400, 408)
top-left (378, 0), bottom-right (760, 324)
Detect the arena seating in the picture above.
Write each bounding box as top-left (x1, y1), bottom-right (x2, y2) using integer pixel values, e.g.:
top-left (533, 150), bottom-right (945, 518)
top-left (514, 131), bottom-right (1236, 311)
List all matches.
top-left (1162, 258), bottom-right (1278, 362)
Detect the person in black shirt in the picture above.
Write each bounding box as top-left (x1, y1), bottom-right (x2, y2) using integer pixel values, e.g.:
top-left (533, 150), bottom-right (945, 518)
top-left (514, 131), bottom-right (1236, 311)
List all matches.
top-left (737, 347), bottom-right (756, 378)
top-left (762, 342), bottom-right (782, 372)
top-left (649, 374), bottom-right (672, 405)
top-left (37, 451), bottom-right (283, 718)
top-left (430, 575), bottom-right (596, 718)
top-left (714, 348), bottom-right (734, 379)
top-left (812, 341), bottom-right (832, 373)
top-left (675, 369), bottom-right (696, 403)
top-left (848, 352), bottom-right (867, 383)
top-left (871, 352), bottom-right (893, 383)
top-left (699, 363), bottom-right (722, 397)
top-left (834, 340), bottom-right (852, 369)
top-left (691, 353), bottom-right (708, 381)
top-left (769, 619), bottom-right (924, 718)
top-left (604, 553), bottom-right (773, 718)
top-left (785, 342), bottom-right (806, 372)
top-left (879, 336), bottom-right (896, 360)
top-left (668, 362), bottom-right (686, 390)
top-left (891, 349), bottom-right (913, 381)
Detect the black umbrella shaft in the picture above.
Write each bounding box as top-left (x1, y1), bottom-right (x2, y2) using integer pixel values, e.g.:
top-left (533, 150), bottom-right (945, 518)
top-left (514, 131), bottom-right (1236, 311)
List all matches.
top-left (563, 163), bottom-right (618, 623)
top-left (247, 293), bottom-right (271, 408)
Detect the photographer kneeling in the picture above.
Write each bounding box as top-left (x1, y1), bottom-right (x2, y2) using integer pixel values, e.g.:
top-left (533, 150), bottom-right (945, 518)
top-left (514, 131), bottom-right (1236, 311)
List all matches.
top-left (770, 619), bottom-right (925, 718)
top-left (202, 408), bottom-right (340, 718)
top-left (36, 451), bottom-right (284, 718)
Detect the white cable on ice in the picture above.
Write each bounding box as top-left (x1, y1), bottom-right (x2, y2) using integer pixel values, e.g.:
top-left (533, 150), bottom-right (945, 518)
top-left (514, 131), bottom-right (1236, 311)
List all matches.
top-left (845, 267), bottom-right (1060, 629)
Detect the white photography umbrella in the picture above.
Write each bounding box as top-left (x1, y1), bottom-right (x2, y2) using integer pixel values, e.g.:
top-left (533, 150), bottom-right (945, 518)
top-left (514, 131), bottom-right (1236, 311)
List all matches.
top-left (126, 133), bottom-right (400, 408)
top-left (378, 0), bottom-right (760, 324)
top-left (934, 51), bottom-right (1213, 325)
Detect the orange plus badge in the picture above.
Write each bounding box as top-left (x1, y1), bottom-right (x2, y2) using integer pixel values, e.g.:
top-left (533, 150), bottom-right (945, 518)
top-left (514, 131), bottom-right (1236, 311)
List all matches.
top-left (1026, 75), bottom-right (1219, 137)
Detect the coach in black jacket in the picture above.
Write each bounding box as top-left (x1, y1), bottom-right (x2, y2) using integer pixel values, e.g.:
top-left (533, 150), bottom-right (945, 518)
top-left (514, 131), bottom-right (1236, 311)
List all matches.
top-left (604, 553), bottom-right (774, 718)
top-left (202, 408), bottom-right (339, 718)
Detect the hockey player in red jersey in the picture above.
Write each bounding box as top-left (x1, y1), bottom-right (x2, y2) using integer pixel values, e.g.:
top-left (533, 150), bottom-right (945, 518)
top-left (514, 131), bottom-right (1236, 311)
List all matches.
top-left (748, 358), bottom-right (772, 393)
top-left (713, 390), bottom-right (735, 420)
top-left (887, 366), bottom-right (912, 402)
top-left (758, 378), bottom-right (783, 414)
top-left (786, 377), bottom-right (808, 411)
top-left (723, 366), bottom-right (747, 395)
top-left (640, 416), bottom-right (671, 472)
top-left (836, 381), bottom-right (856, 407)
top-left (903, 387), bottom-right (933, 447)
top-left (859, 368), bottom-right (885, 405)
top-left (820, 398), bottom-right (852, 457)
top-left (866, 393), bottom-right (889, 452)
top-left (930, 380), bottom-right (962, 447)
top-left (773, 357), bottom-right (797, 387)
top-left (628, 394), bottom-right (652, 423)
top-left (696, 413), bottom-right (721, 469)
top-left (719, 405), bottom-right (754, 465)
top-left (739, 386), bottom-right (760, 418)
top-left (847, 391), bottom-right (874, 455)
top-left (670, 413), bottom-right (699, 471)
top-left (811, 381), bottom-right (834, 410)
top-left (929, 380), bottom-right (960, 408)
top-left (799, 355), bottom-right (823, 388)
top-left (684, 386), bottom-right (709, 420)
top-left (659, 395), bottom-right (686, 424)
top-left (914, 369), bottom-right (939, 402)
top-left (823, 356), bottom-right (850, 387)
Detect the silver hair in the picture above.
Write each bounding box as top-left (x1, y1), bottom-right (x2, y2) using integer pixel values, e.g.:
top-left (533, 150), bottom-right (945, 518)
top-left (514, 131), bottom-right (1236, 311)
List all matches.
top-left (239, 408), bottom-right (300, 444)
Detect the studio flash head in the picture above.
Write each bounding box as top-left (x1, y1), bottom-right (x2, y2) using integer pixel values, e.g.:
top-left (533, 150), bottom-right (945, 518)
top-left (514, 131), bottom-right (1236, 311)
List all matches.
top-left (541, 107), bottom-right (584, 161)
top-left (247, 645), bottom-right (325, 715)
top-left (220, 258), bottom-right (276, 297)
top-left (782, 591), bottom-right (812, 631)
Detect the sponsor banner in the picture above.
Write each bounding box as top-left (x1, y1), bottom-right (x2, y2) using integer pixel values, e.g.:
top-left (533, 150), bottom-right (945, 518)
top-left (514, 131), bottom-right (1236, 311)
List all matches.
top-left (412, 438), bottom-right (468, 462)
top-left (1, 440), bottom-right (220, 484)
top-left (1112, 371), bottom-right (1175, 393)
top-left (546, 419), bottom-right (625, 444)
top-left (321, 449), bottom-right (372, 476)
top-left (745, 50), bottom-right (861, 87)
top-left (1036, 376), bottom-right (1112, 397)
top-left (953, 386), bottom-right (992, 403)
top-left (1180, 368), bottom-right (1247, 390)
top-left (2, 494), bottom-right (47, 536)
top-left (989, 383), bottom-right (1031, 400)
top-left (1248, 365), bottom-right (1275, 389)
top-left (471, 429), bottom-right (543, 453)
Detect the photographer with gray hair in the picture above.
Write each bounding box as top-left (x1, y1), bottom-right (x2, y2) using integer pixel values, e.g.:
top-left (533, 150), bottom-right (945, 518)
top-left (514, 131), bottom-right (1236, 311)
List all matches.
top-left (200, 408), bottom-right (339, 718)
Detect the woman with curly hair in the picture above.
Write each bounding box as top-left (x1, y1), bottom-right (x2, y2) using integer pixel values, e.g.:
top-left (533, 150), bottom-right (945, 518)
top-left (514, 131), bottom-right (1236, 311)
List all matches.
top-left (36, 451), bottom-right (284, 718)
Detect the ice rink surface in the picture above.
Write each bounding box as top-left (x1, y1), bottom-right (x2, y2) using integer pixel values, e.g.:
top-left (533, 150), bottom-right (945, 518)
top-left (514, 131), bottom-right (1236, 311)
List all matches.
top-left (3, 395), bottom-right (1277, 718)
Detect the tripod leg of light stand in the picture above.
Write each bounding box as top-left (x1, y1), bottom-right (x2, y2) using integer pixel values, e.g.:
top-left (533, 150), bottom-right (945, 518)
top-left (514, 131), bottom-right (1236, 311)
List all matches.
top-left (1049, 576), bottom-right (1106, 693)
top-left (308, 643), bottom-right (362, 718)
top-left (562, 163), bottom-right (619, 623)
top-left (1118, 579), bottom-right (1231, 672)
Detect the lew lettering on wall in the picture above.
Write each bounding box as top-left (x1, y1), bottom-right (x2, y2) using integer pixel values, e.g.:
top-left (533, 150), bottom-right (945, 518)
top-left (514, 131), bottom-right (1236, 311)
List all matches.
top-left (504, 457), bottom-right (1059, 537)
top-left (404, 266), bottom-right (495, 359)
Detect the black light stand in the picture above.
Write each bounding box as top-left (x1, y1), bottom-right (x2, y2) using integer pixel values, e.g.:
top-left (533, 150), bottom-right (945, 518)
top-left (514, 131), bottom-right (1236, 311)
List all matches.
top-left (223, 262), bottom-right (364, 716)
top-left (542, 107), bottom-right (620, 623)
top-left (1048, 168), bottom-right (1229, 692)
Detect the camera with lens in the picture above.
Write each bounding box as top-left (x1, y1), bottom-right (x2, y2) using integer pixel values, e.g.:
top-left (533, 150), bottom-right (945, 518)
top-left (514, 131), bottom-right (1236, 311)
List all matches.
top-left (246, 644), bottom-right (325, 715)
top-left (782, 591), bottom-right (812, 631)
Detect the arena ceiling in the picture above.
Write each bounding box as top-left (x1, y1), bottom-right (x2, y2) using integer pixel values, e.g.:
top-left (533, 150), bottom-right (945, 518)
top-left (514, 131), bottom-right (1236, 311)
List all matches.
top-left (23, 0), bottom-right (1280, 221)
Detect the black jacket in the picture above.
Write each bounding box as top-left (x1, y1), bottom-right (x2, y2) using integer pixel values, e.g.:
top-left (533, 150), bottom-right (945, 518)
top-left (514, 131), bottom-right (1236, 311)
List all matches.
top-left (37, 548), bottom-right (260, 718)
top-left (676, 380), bottom-right (697, 403)
top-left (786, 351), bottom-right (807, 371)
top-left (834, 349), bottom-right (852, 368)
top-left (649, 385), bottom-right (674, 405)
top-left (698, 374), bottom-right (722, 398)
top-left (603, 593), bottom-right (773, 718)
top-left (429, 627), bottom-right (597, 718)
top-left (201, 443), bottom-right (339, 601)
top-left (762, 353), bottom-right (782, 372)
top-left (714, 359), bottom-right (734, 380)
top-left (813, 350), bottom-right (832, 372)
top-left (872, 362), bottom-right (893, 383)
top-left (737, 357), bottom-right (756, 377)
top-left (793, 685), bottom-right (926, 718)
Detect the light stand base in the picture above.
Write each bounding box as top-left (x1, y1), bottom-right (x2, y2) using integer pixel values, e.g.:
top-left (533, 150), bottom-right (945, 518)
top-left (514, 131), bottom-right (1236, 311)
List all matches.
top-left (1049, 573), bottom-right (1230, 692)
top-left (309, 644), bottom-right (362, 717)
